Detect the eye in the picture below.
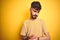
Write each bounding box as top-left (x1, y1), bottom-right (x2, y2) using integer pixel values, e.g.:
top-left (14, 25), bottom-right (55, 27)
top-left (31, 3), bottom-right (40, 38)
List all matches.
top-left (34, 10), bottom-right (37, 12)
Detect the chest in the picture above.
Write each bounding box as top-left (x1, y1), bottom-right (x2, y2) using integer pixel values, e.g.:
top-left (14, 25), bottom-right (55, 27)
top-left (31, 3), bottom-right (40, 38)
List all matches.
top-left (26, 21), bottom-right (43, 37)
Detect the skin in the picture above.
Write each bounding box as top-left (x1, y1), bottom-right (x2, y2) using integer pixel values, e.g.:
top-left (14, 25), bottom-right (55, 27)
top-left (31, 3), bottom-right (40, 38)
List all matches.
top-left (30, 8), bottom-right (40, 20)
top-left (21, 7), bottom-right (50, 40)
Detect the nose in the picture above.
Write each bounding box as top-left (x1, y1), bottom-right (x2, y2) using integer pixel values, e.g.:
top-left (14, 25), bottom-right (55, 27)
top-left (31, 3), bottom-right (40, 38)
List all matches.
top-left (34, 13), bottom-right (36, 15)
top-left (34, 12), bottom-right (38, 16)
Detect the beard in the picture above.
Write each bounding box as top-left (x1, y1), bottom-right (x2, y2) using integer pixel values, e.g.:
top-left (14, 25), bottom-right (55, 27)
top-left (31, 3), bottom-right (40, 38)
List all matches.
top-left (31, 15), bottom-right (38, 19)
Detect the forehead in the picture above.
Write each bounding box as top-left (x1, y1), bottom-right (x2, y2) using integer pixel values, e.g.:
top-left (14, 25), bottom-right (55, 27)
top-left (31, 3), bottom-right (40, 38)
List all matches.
top-left (31, 8), bottom-right (39, 12)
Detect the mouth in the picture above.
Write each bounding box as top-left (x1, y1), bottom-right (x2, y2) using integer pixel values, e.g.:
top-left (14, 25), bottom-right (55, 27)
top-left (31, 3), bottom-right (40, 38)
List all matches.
top-left (32, 15), bottom-right (37, 19)
top-left (33, 15), bottom-right (37, 17)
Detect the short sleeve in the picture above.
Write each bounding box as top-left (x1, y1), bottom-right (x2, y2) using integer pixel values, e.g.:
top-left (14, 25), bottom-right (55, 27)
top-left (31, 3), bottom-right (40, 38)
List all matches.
top-left (20, 22), bottom-right (27, 36)
top-left (41, 20), bottom-right (48, 33)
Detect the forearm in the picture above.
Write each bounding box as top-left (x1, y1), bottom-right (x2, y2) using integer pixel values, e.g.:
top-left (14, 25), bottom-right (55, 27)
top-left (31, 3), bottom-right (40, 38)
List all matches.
top-left (21, 35), bottom-right (28, 40)
top-left (39, 36), bottom-right (50, 40)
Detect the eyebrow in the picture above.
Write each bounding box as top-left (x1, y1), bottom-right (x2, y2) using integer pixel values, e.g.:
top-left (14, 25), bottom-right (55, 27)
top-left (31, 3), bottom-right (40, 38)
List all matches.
top-left (33, 9), bottom-right (39, 13)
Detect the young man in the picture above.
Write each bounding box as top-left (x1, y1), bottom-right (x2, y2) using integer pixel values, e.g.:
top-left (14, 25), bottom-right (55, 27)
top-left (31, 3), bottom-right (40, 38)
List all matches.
top-left (20, 1), bottom-right (50, 40)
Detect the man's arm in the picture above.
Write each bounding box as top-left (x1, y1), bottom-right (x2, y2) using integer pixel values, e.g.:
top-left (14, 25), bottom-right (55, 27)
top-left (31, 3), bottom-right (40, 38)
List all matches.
top-left (21, 35), bottom-right (28, 40)
top-left (20, 21), bottom-right (28, 40)
top-left (21, 35), bottom-right (35, 40)
top-left (39, 20), bottom-right (50, 40)
top-left (39, 32), bottom-right (50, 40)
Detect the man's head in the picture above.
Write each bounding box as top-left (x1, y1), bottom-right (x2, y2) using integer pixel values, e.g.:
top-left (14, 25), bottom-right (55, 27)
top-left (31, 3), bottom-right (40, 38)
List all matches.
top-left (30, 1), bottom-right (41, 19)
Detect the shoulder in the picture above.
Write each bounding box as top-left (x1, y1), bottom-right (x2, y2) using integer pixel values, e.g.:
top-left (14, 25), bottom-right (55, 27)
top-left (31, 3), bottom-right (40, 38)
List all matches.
top-left (38, 18), bottom-right (45, 23)
top-left (37, 18), bottom-right (45, 25)
top-left (23, 19), bottom-right (30, 24)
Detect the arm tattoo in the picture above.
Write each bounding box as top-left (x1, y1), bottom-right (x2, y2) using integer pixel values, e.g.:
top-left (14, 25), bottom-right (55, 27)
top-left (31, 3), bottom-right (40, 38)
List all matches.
top-left (21, 35), bottom-right (28, 40)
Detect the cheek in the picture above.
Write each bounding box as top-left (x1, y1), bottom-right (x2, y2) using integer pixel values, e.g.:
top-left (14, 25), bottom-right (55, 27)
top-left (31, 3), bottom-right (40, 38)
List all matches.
top-left (36, 13), bottom-right (39, 15)
top-left (33, 12), bottom-right (39, 15)
top-left (32, 12), bottom-right (36, 15)
top-left (33, 12), bottom-right (36, 15)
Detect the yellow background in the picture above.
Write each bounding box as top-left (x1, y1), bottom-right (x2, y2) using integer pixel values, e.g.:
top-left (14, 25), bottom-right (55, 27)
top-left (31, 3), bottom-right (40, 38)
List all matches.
top-left (1, 0), bottom-right (60, 40)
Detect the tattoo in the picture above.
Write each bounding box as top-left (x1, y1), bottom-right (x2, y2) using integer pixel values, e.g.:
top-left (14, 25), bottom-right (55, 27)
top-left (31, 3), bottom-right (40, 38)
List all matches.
top-left (21, 35), bottom-right (28, 40)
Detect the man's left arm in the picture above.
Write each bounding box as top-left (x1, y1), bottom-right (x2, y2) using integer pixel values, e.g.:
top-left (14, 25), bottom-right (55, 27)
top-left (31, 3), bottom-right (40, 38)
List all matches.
top-left (39, 32), bottom-right (50, 40)
top-left (39, 20), bottom-right (50, 40)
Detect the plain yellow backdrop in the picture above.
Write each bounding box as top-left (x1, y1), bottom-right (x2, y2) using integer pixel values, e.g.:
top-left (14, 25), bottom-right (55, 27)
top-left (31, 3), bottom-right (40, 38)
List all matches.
top-left (1, 0), bottom-right (60, 40)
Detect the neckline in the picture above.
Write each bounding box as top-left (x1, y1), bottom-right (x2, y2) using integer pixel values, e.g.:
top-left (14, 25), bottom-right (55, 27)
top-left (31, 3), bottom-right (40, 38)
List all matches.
top-left (29, 18), bottom-right (39, 22)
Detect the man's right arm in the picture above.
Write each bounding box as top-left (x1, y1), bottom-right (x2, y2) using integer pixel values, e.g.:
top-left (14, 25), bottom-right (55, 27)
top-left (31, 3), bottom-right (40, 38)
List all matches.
top-left (21, 35), bottom-right (37, 40)
top-left (20, 21), bottom-right (28, 40)
top-left (21, 35), bottom-right (28, 40)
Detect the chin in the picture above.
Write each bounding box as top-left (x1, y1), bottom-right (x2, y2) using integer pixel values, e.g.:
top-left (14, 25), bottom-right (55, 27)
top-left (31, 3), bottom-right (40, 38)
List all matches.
top-left (32, 17), bottom-right (37, 19)
top-left (31, 16), bottom-right (37, 19)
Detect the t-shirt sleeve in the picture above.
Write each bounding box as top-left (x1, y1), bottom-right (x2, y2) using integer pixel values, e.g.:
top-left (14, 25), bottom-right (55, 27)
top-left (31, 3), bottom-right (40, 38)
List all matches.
top-left (41, 20), bottom-right (48, 33)
top-left (20, 22), bottom-right (27, 36)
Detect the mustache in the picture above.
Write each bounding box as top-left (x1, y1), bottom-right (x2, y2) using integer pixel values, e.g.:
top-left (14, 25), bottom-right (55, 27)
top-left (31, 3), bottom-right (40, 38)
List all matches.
top-left (33, 15), bottom-right (37, 16)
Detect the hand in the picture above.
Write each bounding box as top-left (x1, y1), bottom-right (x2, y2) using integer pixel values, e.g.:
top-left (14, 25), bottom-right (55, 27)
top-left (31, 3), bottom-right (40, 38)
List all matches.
top-left (29, 38), bottom-right (37, 40)
top-left (28, 35), bottom-right (38, 40)
top-left (39, 37), bottom-right (49, 40)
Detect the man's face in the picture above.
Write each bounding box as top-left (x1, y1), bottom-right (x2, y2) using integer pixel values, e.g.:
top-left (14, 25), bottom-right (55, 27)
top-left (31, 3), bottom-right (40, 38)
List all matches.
top-left (30, 8), bottom-right (39, 19)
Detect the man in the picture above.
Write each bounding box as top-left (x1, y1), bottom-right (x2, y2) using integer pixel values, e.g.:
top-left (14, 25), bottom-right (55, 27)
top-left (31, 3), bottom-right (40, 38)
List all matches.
top-left (20, 1), bottom-right (50, 40)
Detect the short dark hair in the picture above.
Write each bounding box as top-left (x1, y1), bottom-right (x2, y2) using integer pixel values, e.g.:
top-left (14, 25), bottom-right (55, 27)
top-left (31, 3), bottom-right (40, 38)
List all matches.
top-left (31, 1), bottom-right (41, 11)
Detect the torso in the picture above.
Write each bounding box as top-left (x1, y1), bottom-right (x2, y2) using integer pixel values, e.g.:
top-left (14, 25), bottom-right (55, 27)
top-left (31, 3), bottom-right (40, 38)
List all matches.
top-left (25, 19), bottom-right (43, 37)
